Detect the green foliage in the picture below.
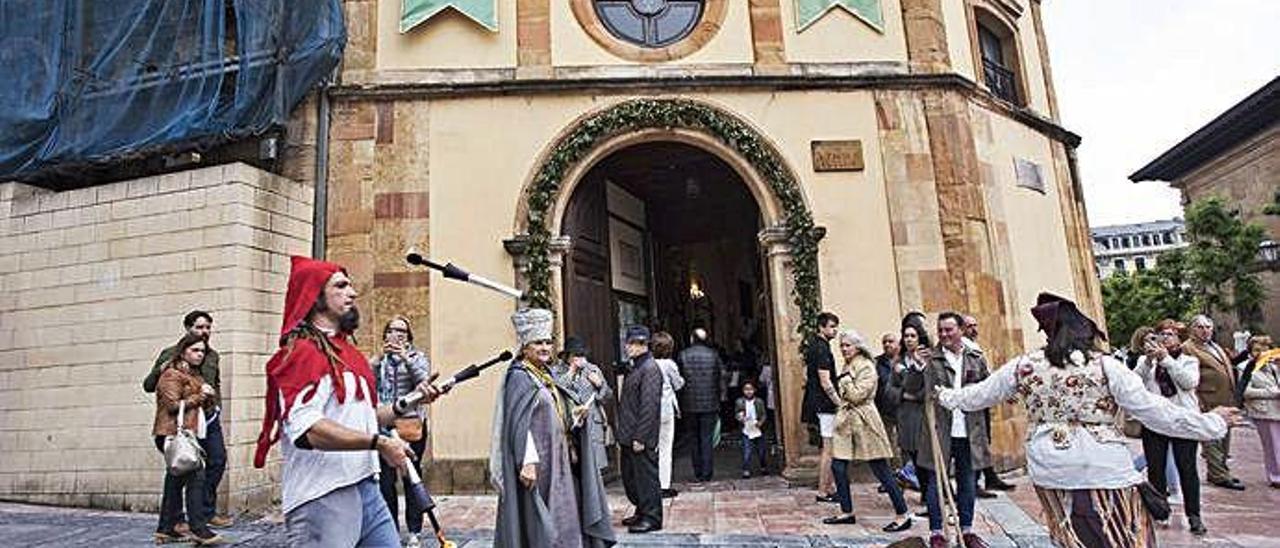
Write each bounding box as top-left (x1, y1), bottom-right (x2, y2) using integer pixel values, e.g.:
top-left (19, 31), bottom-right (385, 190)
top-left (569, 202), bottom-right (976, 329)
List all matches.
top-left (1264, 190), bottom-right (1280, 216)
top-left (521, 98), bottom-right (822, 346)
top-left (1100, 249), bottom-right (1197, 346)
top-left (1183, 197), bottom-right (1267, 329)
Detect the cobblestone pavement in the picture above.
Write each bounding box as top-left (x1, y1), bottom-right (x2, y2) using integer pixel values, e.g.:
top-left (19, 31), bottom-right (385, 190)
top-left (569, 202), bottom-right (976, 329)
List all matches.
top-left (3, 427), bottom-right (1276, 547)
top-left (0, 477), bottom-right (1050, 547)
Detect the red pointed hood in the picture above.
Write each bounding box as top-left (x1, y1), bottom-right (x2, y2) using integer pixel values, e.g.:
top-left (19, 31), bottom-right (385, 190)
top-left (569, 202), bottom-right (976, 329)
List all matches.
top-left (279, 255), bottom-right (346, 343)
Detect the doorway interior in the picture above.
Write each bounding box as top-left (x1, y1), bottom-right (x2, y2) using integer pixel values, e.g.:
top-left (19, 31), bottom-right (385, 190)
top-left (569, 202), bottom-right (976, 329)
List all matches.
top-left (560, 141), bottom-right (783, 480)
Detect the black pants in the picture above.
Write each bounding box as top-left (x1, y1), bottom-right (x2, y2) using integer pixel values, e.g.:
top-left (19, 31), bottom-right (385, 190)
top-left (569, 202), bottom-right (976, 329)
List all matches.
top-left (378, 434), bottom-right (429, 533)
top-left (1141, 429), bottom-right (1200, 518)
top-left (154, 436), bottom-right (209, 534)
top-left (201, 414), bottom-right (226, 516)
top-left (621, 448), bottom-right (662, 526)
top-left (688, 412), bottom-right (717, 481)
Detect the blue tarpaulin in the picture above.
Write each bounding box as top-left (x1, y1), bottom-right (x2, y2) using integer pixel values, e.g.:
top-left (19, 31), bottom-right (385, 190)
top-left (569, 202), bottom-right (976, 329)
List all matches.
top-left (0, 0), bottom-right (345, 179)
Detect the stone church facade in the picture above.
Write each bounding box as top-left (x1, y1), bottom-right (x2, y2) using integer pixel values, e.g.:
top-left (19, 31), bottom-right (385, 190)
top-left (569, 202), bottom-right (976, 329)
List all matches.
top-left (0, 0), bottom-right (1100, 512)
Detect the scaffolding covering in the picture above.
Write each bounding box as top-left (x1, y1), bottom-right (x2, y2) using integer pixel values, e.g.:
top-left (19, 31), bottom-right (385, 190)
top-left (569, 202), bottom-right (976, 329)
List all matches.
top-left (0, 0), bottom-right (345, 179)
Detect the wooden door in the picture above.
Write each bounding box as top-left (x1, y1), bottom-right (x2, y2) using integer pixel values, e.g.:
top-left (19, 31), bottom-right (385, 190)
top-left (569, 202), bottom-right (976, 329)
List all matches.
top-left (561, 178), bottom-right (616, 376)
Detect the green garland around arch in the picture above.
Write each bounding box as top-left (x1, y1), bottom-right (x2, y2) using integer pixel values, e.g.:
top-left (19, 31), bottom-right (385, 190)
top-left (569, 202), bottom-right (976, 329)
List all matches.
top-left (522, 98), bottom-right (823, 346)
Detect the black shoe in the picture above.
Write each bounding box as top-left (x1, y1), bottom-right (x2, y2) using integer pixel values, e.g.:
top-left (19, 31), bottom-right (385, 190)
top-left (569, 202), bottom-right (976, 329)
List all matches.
top-left (742, 470), bottom-right (752, 478)
top-left (975, 488), bottom-right (998, 499)
top-left (1210, 478), bottom-right (1246, 491)
top-left (661, 488), bottom-right (679, 498)
top-left (815, 494), bottom-right (839, 503)
top-left (1188, 516), bottom-right (1207, 536)
top-left (986, 477), bottom-right (1016, 491)
top-left (822, 514), bottom-right (857, 525)
top-left (915, 509), bottom-right (931, 518)
top-left (621, 515), bottom-right (641, 527)
top-left (628, 519), bottom-right (662, 533)
top-left (882, 517), bottom-right (913, 533)
top-left (877, 485), bottom-right (888, 493)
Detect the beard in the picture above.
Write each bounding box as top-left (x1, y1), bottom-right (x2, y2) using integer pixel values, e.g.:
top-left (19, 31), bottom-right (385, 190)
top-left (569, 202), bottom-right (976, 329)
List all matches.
top-left (338, 305), bottom-right (361, 334)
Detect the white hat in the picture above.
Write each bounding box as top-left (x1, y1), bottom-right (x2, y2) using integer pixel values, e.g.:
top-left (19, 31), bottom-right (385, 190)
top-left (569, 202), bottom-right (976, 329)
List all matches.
top-left (512, 308), bottom-right (554, 348)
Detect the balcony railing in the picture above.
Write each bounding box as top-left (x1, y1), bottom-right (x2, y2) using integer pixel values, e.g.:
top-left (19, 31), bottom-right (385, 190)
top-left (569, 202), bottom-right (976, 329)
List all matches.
top-left (982, 58), bottom-right (1020, 104)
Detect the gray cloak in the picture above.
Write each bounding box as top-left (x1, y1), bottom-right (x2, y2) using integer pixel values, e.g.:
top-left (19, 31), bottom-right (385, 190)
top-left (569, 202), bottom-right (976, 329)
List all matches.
top-left (490, 360), bottom-right (615, 548)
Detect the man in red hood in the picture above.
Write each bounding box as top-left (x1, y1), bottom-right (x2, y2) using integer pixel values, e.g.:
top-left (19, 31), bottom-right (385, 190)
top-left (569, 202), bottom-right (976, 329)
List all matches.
top-left (255, 256), bottom-right (442, 546)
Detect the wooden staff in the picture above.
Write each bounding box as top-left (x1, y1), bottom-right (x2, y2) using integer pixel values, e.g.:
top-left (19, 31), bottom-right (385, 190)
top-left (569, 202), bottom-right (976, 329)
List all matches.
top-left (924, 389), bottom-right (965, 547)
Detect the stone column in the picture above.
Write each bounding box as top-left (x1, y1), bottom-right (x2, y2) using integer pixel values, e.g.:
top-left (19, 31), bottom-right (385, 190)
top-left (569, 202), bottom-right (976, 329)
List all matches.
top-left (874, 89), bottom-right (1027, 469)
top-left (899, 0), bottom-right (951, 73)
top-left (516, 0), bottom-right (553, 79)
top-left (758, 226), bottom-right (813, 479)
top-left (748, 0), bottom-right (787, 73)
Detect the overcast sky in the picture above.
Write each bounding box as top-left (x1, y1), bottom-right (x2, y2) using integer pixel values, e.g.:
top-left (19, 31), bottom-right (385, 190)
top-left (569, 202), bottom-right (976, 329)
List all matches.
top-left (1041, 0), bottom-right (1280, 228)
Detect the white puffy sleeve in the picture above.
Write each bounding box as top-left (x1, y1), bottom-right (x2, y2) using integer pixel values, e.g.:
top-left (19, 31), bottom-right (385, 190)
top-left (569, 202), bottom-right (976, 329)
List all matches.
top-left (938, 357), bottom-right (1019, 412)
top-left (1163, 354), bottom-right (1200, 391)
top-left (1104, 358), bottom-right (1225, 441)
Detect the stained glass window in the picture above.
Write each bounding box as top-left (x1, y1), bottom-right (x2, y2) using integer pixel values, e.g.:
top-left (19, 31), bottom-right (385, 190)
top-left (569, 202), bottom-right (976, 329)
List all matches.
top-left (593, 0), bottom-right (704, 48)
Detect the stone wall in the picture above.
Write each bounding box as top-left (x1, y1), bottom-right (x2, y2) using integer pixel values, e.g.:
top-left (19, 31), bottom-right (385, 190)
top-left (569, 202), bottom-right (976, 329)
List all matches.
top-left (0, 163), bottom-right (311, 513)
top-left (1176, 123), bottom-right (1280, 340)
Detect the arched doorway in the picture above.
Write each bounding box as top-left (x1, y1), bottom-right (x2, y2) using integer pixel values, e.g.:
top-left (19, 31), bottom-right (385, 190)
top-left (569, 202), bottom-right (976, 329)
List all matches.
top-left (561, 141), bottom-right (777, 479)
top-left (508, 98), bottom-right (826, 476)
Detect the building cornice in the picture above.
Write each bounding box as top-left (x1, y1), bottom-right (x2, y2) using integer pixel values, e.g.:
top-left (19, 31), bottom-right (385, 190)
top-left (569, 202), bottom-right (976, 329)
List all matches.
top-left (329, 64), bottom-right (1082, 147)
top-left (1130, 75), bottom-right (1280, 183)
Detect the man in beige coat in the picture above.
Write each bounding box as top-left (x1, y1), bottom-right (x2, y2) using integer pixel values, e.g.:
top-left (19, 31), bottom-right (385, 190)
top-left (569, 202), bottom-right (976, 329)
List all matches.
top-left (1183, 314), bottom-right (1244, 490)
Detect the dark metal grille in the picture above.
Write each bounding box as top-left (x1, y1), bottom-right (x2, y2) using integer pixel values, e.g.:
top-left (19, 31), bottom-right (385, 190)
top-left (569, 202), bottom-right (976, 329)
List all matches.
top-left (982, 57), bottom-right (1019, 104)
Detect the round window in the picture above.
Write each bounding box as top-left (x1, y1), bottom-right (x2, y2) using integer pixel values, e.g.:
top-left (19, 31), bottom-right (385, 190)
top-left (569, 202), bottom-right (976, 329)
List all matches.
top-left (593, 1), bottom-right (705, 48)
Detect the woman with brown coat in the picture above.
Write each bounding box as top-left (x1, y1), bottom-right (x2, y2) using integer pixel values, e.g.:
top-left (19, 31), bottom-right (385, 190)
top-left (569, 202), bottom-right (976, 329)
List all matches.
top-left (152, 333), bottom-right (224, 545)
top-left (822, 330), bottom-right (912, 532)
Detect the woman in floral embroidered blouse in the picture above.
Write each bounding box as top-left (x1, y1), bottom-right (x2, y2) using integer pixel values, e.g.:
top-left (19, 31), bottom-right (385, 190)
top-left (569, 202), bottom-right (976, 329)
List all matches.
top-left (937, 293), bottom-right (1240, 548)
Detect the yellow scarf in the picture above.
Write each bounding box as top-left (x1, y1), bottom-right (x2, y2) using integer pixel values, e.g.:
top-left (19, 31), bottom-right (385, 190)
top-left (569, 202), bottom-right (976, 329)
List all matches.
top-left (1253, 348), bottom-right (1280, 373)
top-left (524, 359), bottom-right (573, 434)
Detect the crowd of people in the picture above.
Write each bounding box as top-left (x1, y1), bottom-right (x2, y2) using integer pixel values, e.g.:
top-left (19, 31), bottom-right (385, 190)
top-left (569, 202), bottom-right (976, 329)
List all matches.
top-left (141, 253), bottom-right (1277, 548)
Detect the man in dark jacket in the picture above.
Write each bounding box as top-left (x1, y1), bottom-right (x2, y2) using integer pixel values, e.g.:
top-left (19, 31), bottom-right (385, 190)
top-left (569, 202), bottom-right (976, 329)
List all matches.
top-left (142, 310), bottom-right (232, 529)
top-left (677, 327), bottom-right (723, 482)
top-left (617, 326), bottom-right (663, 533)
top-left (874, 332), bottom-right (900, 465)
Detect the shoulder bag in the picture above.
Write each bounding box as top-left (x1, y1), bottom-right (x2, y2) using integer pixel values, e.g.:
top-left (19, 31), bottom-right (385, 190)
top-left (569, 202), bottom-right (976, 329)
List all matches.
top-left (164, 399), bottom-right (206, 475)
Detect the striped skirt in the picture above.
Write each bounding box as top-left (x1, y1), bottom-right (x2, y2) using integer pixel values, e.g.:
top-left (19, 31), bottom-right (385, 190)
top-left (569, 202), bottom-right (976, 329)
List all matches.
top-left (1034, 485), bottom-right (1156, 548)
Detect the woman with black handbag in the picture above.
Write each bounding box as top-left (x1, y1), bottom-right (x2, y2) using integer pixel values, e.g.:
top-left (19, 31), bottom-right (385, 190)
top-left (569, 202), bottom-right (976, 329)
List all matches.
top-left (153, 333), bottom-right (224, 545)
top-left (935, 294), bottom-right (1240, 548)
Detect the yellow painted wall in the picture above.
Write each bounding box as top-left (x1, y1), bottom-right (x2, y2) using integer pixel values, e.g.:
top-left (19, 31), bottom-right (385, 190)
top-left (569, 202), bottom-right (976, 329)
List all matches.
top-left (377, 0), bottom-right (517, 69)
top-left (971, 104), bottom-right (1075, 351)
top-left (779, 0), bottom-right (909, 64)
top-left (424, 91), bottom-right (902, 458)
top-left (551, 0), bottom-right (754, 66)
top-left (941, 0), bottom-right (976, 81)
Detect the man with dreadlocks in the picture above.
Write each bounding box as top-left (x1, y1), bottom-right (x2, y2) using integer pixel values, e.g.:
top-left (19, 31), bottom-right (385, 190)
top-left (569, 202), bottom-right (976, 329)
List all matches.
top-left (254, 256), bottom-right (442, 546)
top-left (936, 293), bottom-right (1240, 548)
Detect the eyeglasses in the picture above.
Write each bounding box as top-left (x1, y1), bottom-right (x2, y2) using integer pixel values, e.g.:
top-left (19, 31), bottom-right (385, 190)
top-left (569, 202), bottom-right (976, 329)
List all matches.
top-left (387, 327), bottom-right (410, 333)
top-left (530, 339), bottom-right (554, 346)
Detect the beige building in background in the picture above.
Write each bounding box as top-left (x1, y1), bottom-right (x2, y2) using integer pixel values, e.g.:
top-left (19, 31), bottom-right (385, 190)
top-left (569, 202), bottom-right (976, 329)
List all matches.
top-left (0, 0), bottom-right (1101, 512)
top-left (1131, 76), bottom-right (1280, 341)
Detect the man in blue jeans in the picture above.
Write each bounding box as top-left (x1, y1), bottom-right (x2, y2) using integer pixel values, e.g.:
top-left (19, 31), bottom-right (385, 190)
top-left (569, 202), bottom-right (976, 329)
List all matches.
top-left (143, 310), bottom-right (231, 528)
top-left (252, 256), bottom-right (443, 547)
top-left (902, 312), bottom-right (992, 548)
